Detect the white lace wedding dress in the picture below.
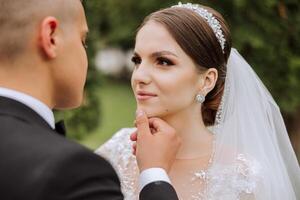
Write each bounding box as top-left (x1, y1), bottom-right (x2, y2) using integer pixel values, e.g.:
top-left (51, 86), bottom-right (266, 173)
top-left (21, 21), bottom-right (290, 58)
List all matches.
top-left (95, 128), bottom-right (261, 200)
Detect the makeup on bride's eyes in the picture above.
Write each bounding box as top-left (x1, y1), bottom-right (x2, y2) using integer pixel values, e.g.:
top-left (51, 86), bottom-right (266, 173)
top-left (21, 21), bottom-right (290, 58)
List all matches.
top-left (131, 52), bottom-right (176, 68)
top-left (156, 57), bottom-right (175, 66)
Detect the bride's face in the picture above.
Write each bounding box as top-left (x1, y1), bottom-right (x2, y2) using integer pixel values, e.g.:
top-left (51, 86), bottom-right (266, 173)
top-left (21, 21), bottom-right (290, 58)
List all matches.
top-left (131, 21), bottom-right (203, 118)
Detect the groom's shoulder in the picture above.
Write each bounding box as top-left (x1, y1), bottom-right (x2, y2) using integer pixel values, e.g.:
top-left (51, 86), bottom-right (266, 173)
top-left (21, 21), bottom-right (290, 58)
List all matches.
top-left (0, 113), bottom-right (110, 168)
top-left (0, 112), bottom-right (117, 173)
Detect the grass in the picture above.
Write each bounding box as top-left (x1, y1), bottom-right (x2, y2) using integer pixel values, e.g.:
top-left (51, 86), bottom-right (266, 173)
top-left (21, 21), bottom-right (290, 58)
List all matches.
top-left (78, 78), bottom-right (136, 150)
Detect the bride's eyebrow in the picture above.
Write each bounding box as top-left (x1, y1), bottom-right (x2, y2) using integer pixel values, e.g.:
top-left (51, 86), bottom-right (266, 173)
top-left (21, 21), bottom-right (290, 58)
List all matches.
top-left (150, 51), bottom-right (178, 58)
top-left (132, 51), bottom-right (178, 58)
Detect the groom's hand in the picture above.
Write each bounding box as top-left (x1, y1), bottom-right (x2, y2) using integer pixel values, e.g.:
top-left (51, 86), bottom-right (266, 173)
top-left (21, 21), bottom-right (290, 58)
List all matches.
top-left (132, 109), bottom-right (181, 173)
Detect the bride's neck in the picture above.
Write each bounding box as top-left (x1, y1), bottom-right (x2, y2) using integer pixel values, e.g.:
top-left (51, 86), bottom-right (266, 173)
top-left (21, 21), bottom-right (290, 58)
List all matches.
top-left (161, 106), bottom-right (214, 159)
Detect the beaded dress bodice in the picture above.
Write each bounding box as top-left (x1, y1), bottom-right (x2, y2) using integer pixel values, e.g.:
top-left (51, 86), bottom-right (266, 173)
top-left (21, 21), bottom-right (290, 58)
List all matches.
top-left (95, 128), bottom-right (261, 200)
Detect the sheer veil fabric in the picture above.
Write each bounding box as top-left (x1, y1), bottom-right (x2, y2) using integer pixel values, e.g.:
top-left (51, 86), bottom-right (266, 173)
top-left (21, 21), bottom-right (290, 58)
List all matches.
top-left (211, 48), bottom-right (300, 199)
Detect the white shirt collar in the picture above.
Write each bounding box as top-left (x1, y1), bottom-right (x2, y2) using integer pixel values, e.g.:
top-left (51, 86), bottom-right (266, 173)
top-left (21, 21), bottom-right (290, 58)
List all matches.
top-left (0, 87), bottom-right (55, 129)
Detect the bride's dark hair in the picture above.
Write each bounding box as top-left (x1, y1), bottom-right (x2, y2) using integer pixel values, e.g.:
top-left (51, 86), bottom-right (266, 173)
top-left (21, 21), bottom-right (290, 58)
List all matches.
top-left (138, 5), bottom-right (232, 126)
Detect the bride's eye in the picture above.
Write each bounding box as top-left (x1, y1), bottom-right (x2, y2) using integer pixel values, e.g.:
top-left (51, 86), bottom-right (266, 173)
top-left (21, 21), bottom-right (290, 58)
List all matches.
top-left (157, 57), bottom-right (174, 66)
top-left (131, 56), bottom-right (141, 66)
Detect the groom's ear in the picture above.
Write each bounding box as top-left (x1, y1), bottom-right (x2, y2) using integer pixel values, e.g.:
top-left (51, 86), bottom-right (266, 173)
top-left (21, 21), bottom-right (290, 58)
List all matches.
top-left (39, 17), bottom-right (59, 59)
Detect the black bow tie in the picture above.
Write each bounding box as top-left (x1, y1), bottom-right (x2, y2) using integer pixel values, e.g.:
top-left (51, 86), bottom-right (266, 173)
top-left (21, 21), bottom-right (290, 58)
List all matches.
top-left (55, 120), bottom-right (66, 136)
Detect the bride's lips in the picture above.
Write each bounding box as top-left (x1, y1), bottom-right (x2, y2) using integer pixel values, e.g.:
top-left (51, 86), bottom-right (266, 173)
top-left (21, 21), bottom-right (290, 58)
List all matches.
top-left (136, 90), bottom-right (157, 101)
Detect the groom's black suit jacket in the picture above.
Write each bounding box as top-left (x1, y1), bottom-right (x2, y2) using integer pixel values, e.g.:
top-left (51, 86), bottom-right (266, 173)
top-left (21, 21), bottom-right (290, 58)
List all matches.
top-left (0, 96), bottom-right (178, 200)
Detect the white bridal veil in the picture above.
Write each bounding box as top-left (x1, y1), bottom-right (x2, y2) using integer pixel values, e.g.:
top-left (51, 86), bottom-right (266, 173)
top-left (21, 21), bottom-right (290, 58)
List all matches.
top-left (211, 48), bottom-right (300, 199)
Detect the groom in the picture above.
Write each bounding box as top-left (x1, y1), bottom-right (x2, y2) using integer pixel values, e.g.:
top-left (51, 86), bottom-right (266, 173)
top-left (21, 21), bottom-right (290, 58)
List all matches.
top-left (0, 0), bottom-right (180, 199)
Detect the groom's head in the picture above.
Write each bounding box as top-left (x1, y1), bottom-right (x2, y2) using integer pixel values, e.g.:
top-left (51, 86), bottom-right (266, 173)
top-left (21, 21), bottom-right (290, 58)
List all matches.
top-left (0, 0), bottom-right (89, 109)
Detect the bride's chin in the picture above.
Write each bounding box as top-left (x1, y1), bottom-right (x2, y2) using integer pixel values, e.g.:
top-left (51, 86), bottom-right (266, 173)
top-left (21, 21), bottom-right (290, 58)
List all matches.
top-left (137, 107), bottom-right (159, 118)
top-left (137, 104), bottom-right (169, 118)
top-left (144, 109), bottom-right (168, 119)
top-left (146, 112), bottom-right (160, 118)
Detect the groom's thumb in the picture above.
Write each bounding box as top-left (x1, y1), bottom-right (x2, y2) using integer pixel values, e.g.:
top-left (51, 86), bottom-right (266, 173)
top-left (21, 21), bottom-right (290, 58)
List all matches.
top-left (136, 109), bottom-right (151, 137)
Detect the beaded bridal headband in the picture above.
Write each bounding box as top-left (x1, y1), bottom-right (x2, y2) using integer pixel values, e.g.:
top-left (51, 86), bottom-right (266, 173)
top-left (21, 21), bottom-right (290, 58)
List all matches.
top-left (172, 2), bottom-right (226, 53)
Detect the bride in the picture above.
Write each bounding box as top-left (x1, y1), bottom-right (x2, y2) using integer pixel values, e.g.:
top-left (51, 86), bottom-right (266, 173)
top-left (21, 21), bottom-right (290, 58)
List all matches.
top-left (96, 3), bottom-right (300, 199)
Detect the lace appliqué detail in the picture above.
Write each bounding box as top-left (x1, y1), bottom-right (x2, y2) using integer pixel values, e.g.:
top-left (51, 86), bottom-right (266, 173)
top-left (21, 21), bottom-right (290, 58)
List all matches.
top-left (95, 128), bottom-right (139, 200)
top-left (191, 154), bottom-right (261, 200)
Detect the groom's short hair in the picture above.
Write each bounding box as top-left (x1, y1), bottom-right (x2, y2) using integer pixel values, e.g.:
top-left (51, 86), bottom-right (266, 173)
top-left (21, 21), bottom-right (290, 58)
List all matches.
top-left (0, 0), bottom-right (82, 61)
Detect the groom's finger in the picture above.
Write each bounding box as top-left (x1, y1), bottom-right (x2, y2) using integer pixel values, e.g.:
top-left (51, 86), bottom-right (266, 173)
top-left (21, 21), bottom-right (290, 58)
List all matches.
top-left (149, 118), bottom-right (173, 134)
top-left (132, 142), bottom-right (137, 155)
top-left (135, 109), bottom-right (151, 137)
top-left (150, 127), bottom-right (156, 134)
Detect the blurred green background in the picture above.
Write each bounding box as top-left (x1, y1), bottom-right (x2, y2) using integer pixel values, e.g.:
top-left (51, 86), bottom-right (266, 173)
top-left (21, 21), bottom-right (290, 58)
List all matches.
top-left (56, 0), bottom-right (300, 159)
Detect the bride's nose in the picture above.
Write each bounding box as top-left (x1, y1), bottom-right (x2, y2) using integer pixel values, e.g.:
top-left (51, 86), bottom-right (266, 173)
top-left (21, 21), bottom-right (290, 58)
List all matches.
top-left (132, 63), bottom-right (152, 85)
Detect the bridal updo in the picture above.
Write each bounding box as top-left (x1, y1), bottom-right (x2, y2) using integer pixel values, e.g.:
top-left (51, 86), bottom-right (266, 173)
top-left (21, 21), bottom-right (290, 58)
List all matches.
top-left (138, 5), bottom-right (232, 126)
